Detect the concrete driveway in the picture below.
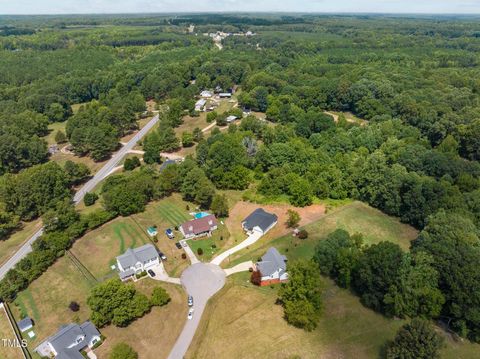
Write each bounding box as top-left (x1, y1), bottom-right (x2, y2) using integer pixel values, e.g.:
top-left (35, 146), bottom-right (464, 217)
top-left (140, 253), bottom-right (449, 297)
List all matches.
top-left (167, 263), bottom-right (226, 359)
top-left (211, 232), bottom-right (262, 266)
top-left (148, 262), bottom-right (181, 285)
top-left (181, 241), bottom-right (200, 265)
top-left (224, 260), bottom-right (254, 277)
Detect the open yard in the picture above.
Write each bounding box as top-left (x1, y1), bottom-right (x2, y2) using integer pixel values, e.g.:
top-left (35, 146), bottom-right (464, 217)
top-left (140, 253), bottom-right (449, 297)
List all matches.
top-left (94, 281), bottom-right (188, 359)
top-left (12, 257), bottom-right (95, 350)
top-left (0, 306), bottom-right (24, 359)
top-left (70, 194), bottom-right (203, 279)
top-left (228, 201), bottom-right (417, 267)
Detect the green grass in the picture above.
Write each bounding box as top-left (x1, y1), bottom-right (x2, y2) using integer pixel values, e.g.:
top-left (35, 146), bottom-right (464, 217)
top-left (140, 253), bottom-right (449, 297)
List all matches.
top-left (187, 224), bottom-right (231, 262)
top-left (156, 200), bottom-right (191, 227)
top-left (228, 201), bottom-right (418, 267)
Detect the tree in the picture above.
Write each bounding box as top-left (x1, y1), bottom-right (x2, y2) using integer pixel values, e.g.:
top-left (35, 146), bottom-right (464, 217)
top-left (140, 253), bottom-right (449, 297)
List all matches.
top-left (182, 132), bottom-right (194, 147)
top-left (278, 260), bottom-right (323, 331)
top-left (286, 209), bottom-right (300, 228)
top-left (206, 111), bottom-right (218, 123)
top-left (84, 192), bottom-right (99, 207)
top-left (193, 127), bottom-right (203, 142)
top-left (288, 178), bottom-right (313, 207)
top-left (64, 160), bottom-right (90, 185)
top-left (158, 124), bottom-right (180, 153)
top-left (142, 131), bottom-right (162, 164)
top-left (55, 130), bottom-right (67, 144)
top-left (87, 278), bottom-right (152, 327)
top-left (251, 269), bottom-right (262, 285)
top-left (211, 193), bottom-right (229, 217)
top-left (124, 156), bottom-right (141, 171)
top-left (386, 319), bottom-right (444, 359)
top-left (109, 343), bottom-right (138, 359)
top-left (151, 287), bottom-right (171, 306)
top-left (42, 199), bottom-right (79, 233)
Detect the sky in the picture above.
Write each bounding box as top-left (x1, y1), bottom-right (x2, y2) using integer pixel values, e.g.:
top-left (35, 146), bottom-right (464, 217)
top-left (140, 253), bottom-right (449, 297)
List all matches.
top-left (0, 0), bottom-right (479, 15)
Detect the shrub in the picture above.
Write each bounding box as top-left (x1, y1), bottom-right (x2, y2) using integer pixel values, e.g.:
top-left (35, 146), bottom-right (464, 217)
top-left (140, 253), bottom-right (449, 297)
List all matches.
top-left (181, 253), bottom-right (187, 260)
top-left (197, 248), bottom-right (204, 256)
top-left (69, 301), bottom-right (80, 312)
top-left (251, 270), bottom-right (262, 285)
top-left (286, 209), bottom-right (301, 228)
top-left (55, 130), bottom-right (67, 144)
top-left (124, 156), bottom-right (141, 171)
top-left (109, 343), bottom-right (138, 359)
top-left (151, 287), bottom-right (171, 306)
top-left (84, 192), bottom-right (99, 206)
top-left (297, 229), bottom-right (308, 239)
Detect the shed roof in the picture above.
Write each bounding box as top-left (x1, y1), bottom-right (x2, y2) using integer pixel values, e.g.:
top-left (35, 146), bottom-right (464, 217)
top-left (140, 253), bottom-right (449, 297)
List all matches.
top-left (17, 317), bottom-right (33, 332)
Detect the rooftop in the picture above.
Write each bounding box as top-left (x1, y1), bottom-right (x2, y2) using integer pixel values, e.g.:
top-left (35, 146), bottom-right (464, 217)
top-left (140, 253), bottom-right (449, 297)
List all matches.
top-left (181, 215), bottom-right (217, 236)
top-left (117, 244), bottom-right (158, 270)
top-left (256, 247), bottom-right (287, 277)
top-left (242, 208), bottom-right (278, 232)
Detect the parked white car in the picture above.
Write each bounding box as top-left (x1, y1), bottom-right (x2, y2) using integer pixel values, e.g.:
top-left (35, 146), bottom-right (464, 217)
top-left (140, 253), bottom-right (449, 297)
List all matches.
top-left (188, 308), bottom-right (194, 320)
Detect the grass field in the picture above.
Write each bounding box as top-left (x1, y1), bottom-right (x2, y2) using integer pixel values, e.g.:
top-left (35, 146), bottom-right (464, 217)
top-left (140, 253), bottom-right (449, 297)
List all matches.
top-left (70, 194), bottom-right (196, 279)
top-left (94, 281), bottom-right (188, 359)
top-left (0, 307), bottom-right (24, 359)
top-left (228, 201), bottom-right (417, 267)
top-left (12, 257), bottom-right (95, 350)
top-left (187, 224), bottom-right (231, 262)
top-left (188, 201), bottom-right (480, 358)
top-left (0, 219), bottom-right (43, 267)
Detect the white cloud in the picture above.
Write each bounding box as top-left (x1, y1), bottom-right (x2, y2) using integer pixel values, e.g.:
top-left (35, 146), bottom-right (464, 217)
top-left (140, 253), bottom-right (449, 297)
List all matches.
top-left (0, 0), bottom-right (479, 15)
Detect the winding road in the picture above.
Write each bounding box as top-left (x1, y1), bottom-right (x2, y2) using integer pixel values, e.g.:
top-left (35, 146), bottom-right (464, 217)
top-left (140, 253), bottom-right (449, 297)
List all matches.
top-left (0, 114), bottom-right (160, 280)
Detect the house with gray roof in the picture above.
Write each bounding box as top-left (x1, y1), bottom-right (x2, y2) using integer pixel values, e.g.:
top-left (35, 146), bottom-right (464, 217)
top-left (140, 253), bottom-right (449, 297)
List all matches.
top-left (116, 244), bottom-right (159, 281)
top-left (255, 247), bottom-right (288, 286)
top-left (35, 321), bottom-right (101, 359)
top-left (242, 208), bottom-right (278, 235)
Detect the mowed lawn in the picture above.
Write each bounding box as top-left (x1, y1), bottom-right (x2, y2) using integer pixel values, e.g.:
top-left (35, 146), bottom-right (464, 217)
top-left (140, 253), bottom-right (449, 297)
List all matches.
top-left (229, 201), bottom-right (417, 267)
top-left (71, 194), bottom-right (196, 279)
top-left (94, 281), bottom-right (188, 359)
top-left (12, 257), bottom-right (95, 350)
top-left (0, 307), bottom-right (24, 359)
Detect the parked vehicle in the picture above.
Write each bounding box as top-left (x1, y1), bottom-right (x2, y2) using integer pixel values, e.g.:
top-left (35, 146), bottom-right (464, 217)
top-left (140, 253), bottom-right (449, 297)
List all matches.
top-left (148, 269), bottom-right (156, 277)
top-left (188, 295), bottom-right (193, 307)
top-left (159, 251), bottom-right (167, 260)
top-left (181, 240), bottom-right (188, 248)
top-left (165, 228), bottom-right (174, 239)
top-left (175, 242), bottom-right (182, 249)
top-left (188, 308), bottom-right (194, 320)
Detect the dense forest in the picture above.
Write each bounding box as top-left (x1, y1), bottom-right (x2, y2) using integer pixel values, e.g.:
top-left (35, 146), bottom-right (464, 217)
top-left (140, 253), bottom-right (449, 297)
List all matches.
top-left (0, 13), bottom-right (479, 346)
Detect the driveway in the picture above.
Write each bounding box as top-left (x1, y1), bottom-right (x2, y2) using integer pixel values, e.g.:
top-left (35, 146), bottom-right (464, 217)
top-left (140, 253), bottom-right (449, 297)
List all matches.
top-left (167, 263), bottom-right (226, 359)
top-left (181, 241), bottom-right (200, 265)
top-left (148, 262), bottom-right (181, 285)
top-left (224, 260), bottom-right (254, 277)
top-left (210, 232), bottom-right (262, 266)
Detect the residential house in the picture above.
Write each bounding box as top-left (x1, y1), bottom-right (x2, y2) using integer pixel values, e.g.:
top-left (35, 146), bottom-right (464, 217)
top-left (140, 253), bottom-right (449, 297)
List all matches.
top-left (35, 321), bottom-right (101, 359)
top-left (200, 90), bottom-right (213, 98)
top-left (254, 247), bottom-right (288, 286)
top-left (219, 92), bottom-right (232, 98)
top-left (226, 115), bottom-right (238, 123)
top-left (242, 208), bottom-right (278, 235)
top-left (116, 244), bottom-right (159, 281)
top-left (17, 317), bottom-right (33, 333)
top-left (180, 215), bottom-right (218, 239)
top-left (195, 98), bottom-right (207, 112)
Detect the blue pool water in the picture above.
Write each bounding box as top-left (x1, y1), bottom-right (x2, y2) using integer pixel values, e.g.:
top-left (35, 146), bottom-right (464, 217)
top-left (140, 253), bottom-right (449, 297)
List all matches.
top-left (194, 212), bottom-right (210, 219)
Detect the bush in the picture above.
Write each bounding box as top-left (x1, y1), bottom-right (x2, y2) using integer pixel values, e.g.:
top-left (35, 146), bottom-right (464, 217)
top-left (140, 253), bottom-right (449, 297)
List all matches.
top-left (151, 287), bottom-right (171, 306)
top-left (181, 253), bottom-right (187, 260)
top-left (197, 247), bottom-right (204, 256)
top-left (55, 130), bottom-right (67, 144)
top-left (124, 156), bottom-right (141, 171)
top-left (251, 270), bottom-right (262, 285)
top-left (84, 192), bottom-right (99, 206)
top-left (109, 343), bottom-right (138, 359)
top-left (297, 229), bottom-right (308, 239)
top-left (287, 209), bottom-right (301, 228)
top-left (69, 301), bottom-right (80, 312)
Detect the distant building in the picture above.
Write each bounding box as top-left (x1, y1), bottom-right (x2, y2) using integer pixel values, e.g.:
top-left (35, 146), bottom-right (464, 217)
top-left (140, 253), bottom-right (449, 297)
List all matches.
top-left (200, 90), bottom-right (213, 98)
top-left (242, 208), bottom-right (278, 236)
top-left (180, 215), bottom-right (218, 239)
top-left (195, 98), bottom-right (207, 112)
top-left (159, 159), bottom-right (178, 172)
top-left (226, 115), bottom-right (238, 123)
top-left (254, 247), bottom-right (288, 286)
top-left (116, 244), bottom-right (159, 281)
top-left (35, 321), bottom-right (101, 359)
top-left (219, 92), bottom-right (232, 98)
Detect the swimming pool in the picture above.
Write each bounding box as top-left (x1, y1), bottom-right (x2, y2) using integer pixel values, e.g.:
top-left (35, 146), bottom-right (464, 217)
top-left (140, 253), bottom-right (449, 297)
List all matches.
top-left (194, 212), bottom-right (210, 219)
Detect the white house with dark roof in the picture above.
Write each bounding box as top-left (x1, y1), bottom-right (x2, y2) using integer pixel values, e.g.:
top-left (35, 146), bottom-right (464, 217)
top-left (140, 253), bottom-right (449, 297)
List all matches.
top-left (242, 208), bottom-right (278, 236)
top-left (116, 244), bottom-right (159, 281)
top-left (35, 321), bottom-right (101, 359)
top-left (255, 247), bottom-right (288, 286)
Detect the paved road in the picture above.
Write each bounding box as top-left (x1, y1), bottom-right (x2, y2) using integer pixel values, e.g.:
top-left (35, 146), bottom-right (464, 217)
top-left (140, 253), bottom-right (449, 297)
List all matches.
top-left (168, 263), bottom-right (226, 359)
top-left (210, 232), bottom-right (262, 266)
top-left (0, 114), bottom-right (160, 280)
